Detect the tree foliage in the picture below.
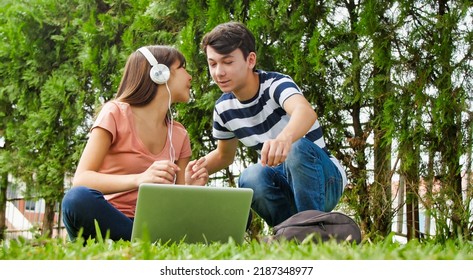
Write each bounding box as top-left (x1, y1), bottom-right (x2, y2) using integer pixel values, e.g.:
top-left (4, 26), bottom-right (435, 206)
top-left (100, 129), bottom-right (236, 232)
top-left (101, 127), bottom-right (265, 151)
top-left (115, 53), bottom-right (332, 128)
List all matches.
top-left (1, 0), bottom-right (472, 241)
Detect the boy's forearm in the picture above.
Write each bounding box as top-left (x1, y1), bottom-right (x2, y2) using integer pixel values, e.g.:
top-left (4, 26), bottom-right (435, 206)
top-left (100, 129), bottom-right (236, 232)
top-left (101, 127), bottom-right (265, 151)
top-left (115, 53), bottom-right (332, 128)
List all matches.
top-left (204, 150), bottom-right (230, 175)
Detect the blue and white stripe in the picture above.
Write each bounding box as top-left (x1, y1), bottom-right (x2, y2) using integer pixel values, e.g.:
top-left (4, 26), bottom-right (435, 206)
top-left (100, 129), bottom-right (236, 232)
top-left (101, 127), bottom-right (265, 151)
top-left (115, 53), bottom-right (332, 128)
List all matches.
top-left (212, 70), bottom-right (329, 156)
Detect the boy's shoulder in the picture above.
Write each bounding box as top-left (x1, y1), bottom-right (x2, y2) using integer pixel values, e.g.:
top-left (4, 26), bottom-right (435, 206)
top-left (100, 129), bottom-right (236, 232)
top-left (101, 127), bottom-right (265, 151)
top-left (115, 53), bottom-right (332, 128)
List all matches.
top-left (257, 69), bottom-right (290, 78)
top-left (258, 70), bottom-right (293, 83)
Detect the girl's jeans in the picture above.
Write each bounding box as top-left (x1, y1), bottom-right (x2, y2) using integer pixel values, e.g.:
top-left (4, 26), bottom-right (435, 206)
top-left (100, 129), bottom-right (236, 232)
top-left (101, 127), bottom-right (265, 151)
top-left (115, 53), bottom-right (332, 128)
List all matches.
top-left (61, 186), bottom-right (133, 241)
top-left (239, 138), bottom-right (344, 227)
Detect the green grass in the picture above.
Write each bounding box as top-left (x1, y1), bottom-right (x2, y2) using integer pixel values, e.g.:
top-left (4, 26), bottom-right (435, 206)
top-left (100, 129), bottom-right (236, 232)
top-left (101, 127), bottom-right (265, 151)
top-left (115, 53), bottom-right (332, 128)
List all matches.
top-left (1, 233), bottom-right (472, 260)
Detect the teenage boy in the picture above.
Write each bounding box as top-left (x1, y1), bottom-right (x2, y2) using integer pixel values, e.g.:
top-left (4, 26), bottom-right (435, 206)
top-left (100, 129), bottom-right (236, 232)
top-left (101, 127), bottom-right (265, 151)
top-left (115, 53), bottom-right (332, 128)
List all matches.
top-left (199, 21), bottom-right (347, 227)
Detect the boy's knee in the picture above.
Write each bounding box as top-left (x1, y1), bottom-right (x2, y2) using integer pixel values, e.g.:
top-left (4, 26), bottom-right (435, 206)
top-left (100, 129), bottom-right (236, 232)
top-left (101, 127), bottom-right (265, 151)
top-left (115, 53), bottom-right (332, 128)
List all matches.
top-left (239, 164), bottom-right (264, 186)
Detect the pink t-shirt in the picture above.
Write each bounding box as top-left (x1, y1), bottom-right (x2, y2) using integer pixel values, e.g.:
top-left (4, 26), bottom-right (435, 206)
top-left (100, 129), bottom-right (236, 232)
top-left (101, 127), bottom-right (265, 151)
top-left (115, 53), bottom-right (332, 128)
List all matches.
top-left (92, 101), bottom-right (192, 217)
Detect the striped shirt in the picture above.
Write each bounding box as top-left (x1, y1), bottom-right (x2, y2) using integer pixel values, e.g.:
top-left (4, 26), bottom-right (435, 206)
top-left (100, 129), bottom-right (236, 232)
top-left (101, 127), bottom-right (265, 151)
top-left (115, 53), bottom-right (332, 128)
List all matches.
top-left (213, 70), bottom-right (329, 154)
top-left (212, 70), bottom-right (347, 187)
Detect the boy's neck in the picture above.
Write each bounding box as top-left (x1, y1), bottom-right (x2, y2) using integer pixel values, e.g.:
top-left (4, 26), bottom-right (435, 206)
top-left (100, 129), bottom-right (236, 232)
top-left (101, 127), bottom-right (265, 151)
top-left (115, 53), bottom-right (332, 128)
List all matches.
top-left (233, 71), bottom-right (260, 102)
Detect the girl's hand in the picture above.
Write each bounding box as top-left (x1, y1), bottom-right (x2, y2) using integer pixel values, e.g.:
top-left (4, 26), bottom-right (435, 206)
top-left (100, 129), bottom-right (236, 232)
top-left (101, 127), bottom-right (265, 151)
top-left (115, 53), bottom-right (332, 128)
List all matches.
top-left (138, 160), bottom-right (180, 185)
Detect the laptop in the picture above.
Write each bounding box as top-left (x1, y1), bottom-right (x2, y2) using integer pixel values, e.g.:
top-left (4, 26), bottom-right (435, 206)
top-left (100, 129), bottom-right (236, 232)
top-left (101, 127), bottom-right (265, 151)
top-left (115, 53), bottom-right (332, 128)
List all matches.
top-left (131, 183), bottom-right (253, 244)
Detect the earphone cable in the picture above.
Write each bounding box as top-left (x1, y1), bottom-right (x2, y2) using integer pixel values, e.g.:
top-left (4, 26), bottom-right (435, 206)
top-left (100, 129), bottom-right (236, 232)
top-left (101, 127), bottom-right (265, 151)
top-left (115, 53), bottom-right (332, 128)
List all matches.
top-left (166, 82), bottom-right (175, 165)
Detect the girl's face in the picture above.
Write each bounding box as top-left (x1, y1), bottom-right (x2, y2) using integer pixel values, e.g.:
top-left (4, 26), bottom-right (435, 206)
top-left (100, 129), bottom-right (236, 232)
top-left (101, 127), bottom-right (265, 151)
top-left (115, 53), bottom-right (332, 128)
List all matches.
top-left (167, 60), bottom-right (192, 103)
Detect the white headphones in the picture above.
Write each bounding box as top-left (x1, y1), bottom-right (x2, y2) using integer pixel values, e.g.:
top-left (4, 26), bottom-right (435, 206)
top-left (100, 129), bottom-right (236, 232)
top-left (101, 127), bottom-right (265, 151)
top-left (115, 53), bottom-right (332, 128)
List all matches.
top-left (137, 47), bottom-right (170, 84)
top-left (137, 47), bottom-right (175, 168)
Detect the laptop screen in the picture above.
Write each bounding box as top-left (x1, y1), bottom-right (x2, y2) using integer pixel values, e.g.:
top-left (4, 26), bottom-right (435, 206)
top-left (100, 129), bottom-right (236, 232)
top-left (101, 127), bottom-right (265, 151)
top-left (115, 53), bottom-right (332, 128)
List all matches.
top-left (131, 183), bottom-right (253, 244)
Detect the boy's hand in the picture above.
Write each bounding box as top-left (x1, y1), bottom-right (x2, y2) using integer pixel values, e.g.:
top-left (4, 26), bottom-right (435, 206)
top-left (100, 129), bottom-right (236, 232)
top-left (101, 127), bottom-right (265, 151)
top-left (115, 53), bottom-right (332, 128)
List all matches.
top-left (185, 157), bottom-right (209, 185)
top-left (260, 137), bottom-right (292, 167)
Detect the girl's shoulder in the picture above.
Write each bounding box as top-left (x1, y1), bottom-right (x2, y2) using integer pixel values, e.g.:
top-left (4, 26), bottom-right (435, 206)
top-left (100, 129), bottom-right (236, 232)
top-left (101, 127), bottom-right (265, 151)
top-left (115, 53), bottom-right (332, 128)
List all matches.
top-left (171, 120), bottom-right (188, 135)
top-left (103, 100), bottom-right (129, 111)
top-left (98, 100), bottom-right (131, 117)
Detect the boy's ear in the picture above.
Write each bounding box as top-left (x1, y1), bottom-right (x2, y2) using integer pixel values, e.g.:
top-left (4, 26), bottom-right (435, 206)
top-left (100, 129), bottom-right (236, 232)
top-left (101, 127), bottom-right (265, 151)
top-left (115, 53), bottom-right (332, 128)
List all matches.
top-left (248, 52), bottom-right (257, 70)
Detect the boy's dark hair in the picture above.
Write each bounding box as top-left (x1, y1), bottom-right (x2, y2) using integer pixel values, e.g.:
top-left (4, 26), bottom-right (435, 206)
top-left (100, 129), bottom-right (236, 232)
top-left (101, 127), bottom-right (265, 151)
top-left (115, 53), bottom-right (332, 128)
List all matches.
top-left (201, 21), bottom-right (256, 60)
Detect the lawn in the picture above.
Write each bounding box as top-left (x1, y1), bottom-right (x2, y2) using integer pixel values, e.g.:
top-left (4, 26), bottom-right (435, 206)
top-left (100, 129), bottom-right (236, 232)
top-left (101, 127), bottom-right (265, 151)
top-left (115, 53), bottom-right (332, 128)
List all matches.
top-left (1, 234), bottom-right (471, 280)
top-left (1, 233), bottom-right (472, 260)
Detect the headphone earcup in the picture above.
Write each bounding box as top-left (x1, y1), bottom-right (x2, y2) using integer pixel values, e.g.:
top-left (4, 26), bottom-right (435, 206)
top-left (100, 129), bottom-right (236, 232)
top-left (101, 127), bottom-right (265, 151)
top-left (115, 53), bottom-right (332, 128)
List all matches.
top-left (150, 63), bottom-right (170, 84)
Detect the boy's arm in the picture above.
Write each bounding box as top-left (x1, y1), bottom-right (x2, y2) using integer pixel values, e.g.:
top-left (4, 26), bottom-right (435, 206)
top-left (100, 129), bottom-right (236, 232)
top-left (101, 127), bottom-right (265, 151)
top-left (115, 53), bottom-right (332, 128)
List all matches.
top-left (260, 94), bottom-right (317, 167)
top-left (204, 137), bottom-right (239, 175)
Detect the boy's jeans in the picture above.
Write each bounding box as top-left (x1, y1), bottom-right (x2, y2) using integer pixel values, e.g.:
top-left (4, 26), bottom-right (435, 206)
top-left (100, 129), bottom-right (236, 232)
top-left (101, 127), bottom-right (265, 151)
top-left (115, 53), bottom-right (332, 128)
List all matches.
top-left (239, 138), bottom-right (344, 227)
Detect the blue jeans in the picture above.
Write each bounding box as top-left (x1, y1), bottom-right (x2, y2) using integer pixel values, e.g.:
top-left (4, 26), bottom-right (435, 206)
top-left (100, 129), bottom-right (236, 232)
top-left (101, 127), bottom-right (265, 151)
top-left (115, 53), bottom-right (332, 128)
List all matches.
top-left (239, 138), bottom-right (344, 227)
top-left (61, 186), bottom-right (133, 242)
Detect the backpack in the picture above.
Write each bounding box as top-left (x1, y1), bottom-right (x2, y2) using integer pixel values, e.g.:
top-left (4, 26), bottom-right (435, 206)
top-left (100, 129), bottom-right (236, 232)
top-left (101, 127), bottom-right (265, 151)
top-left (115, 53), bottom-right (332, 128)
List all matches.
top-left (270, 210), bottom-right (362, 244)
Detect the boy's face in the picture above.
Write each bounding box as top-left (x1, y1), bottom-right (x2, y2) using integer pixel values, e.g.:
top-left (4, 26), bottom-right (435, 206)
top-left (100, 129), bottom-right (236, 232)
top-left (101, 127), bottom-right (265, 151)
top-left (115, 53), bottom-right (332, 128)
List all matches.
top-left (205, 46), bottom-right (255, 94)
